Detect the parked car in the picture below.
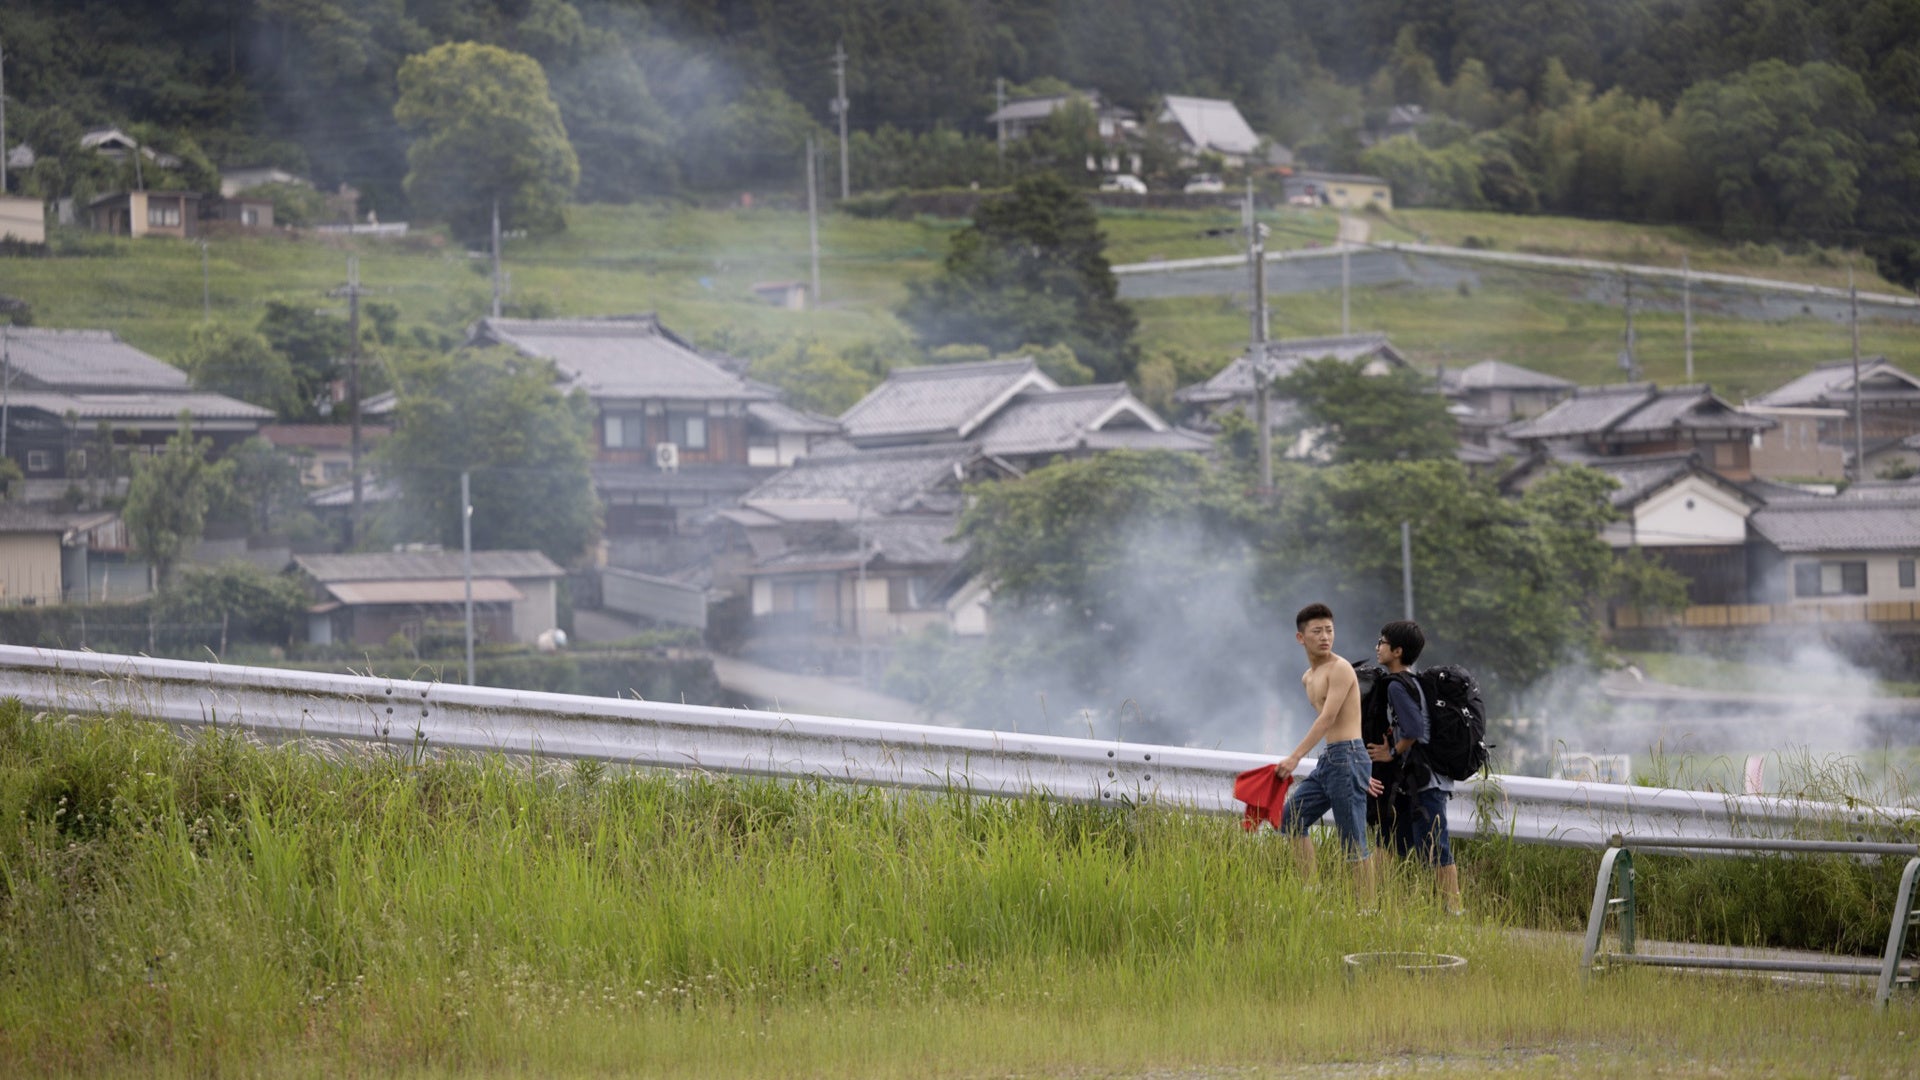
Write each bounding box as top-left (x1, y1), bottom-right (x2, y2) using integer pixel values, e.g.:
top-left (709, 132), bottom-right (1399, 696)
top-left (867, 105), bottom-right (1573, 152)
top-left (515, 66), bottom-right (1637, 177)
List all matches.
top-left (1099, 174), bottom-right (1148, 194)
top-left (1183, 173), bottom-right (1225, 194)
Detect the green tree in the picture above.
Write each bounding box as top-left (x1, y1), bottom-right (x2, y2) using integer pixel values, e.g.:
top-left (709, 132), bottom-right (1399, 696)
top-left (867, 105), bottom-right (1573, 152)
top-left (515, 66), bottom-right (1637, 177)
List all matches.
top-left (210, 436), bottom-right (309, 538)
top-left (749, 340), bottom-right (880, 416)
top-left (151, 561), bottom-right (310, 653)
top-left (257, 301), bottom-right (349, 421)
top-left (124, 418), bottom-right (231, 588)
top-left (379, 346), bottom-right (599, 565)
top-left (180, 323), bottom-right (300, 417)
top-left (1272, 357), bottom-right (1457, 463)
top-left (1676, 60), bottom-right (1875, 236)
top-left (394, 42), bottom-right (580, 240)
top-left (900, 173), bottom-right (1139, 383)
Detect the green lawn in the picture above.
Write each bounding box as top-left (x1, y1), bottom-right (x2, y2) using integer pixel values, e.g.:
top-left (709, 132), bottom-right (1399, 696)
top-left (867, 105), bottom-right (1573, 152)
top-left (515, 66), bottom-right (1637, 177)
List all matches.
top-left (4, 202), bottom-right (1916, 401)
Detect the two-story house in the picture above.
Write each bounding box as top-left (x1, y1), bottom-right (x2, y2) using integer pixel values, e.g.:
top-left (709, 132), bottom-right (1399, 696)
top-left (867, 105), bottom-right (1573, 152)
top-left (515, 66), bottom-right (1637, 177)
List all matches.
top-left (464, 316), bottom-right (841, 571)
top-left (1503, 383), bottom-right (1775, 481)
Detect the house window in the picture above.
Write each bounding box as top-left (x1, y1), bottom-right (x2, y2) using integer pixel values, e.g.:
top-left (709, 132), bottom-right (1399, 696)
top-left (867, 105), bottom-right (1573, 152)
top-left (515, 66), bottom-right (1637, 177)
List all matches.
top-left (669, 412), bottom-right (708, 450)
top-left (1793, 560), bottom-right (1868, 598)
top-left (147, 203), bottom-right (181, 227)
top-left (603, 412), bottom-right (645, 449)
top-left (1902, 559), bottom-right (1916, 590)
top-left (241, 206), bottom-right (261, 226)
top-left (26, 449), bottom-right (50, 472)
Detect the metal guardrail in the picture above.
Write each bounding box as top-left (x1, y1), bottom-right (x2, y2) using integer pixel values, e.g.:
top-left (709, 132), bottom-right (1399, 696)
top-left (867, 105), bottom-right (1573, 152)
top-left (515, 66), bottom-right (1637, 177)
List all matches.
top-left (1582, 835), bottom-right (1920, 1008)
top-left (0, 645), bottom-right (1914, 848)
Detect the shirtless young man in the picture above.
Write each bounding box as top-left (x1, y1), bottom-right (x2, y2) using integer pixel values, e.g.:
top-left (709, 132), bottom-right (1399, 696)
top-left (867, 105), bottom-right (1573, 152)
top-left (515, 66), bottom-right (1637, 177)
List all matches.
top-left (1278, 602), bottom-right (1378, 897)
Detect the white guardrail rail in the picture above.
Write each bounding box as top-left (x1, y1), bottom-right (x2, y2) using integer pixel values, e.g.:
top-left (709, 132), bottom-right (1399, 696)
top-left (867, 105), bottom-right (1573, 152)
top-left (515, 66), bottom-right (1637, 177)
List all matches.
top-left (0, 645), bottom-right (1912, 847)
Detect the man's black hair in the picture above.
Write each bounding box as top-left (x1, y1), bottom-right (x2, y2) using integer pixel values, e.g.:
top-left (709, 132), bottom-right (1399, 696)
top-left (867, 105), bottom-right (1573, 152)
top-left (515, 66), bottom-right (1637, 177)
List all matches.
top-left (1295, 602), bottom-right (1334, 631)
top-left (1380, 619), bottom-right (1425, 665)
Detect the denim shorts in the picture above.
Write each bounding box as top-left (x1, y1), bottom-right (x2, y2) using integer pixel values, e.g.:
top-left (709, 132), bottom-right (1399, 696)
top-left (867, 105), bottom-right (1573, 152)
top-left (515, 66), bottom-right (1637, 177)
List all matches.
top-left (1393, 785), bottom-right (1455, 868)
top-left (1281, 738), bottom-right (1371, 862)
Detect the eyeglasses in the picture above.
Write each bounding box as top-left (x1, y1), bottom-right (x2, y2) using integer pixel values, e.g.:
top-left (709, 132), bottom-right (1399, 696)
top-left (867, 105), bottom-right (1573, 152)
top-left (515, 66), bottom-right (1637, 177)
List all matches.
top-left (1377, 638), bottom-right (1391, 646)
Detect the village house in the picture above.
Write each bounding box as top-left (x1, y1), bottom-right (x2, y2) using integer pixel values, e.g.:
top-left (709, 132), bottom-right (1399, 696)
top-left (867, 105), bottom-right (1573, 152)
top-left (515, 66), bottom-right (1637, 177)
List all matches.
top-left (0, 195), bottom-right (46, 245)
top-left (463, 316), bottom-right (841, 570)
top-left (1746, 358), bottom-right (1920, 479)
top-left (988, 89), bottom-right (1139, 143)
top-left (0, 327), bottom-right (272, 502)
top-left (1176, 333), bottom-right (1411, 458)
top-left (1152, 95), bottom-right (1264, 167)
top-left (1282, 171), bottom-right (1395, 211)
top-left (1745, 482), bottom-right (1920, 611)
top-left (88, 190), bottom-right (201, 239)
top-left (1502, 382), bottom-right (1774, 481)
top-left (1440, 359), bottom-right (1575, 422)
top-left (293, 549), bottom-right (564, 649)
top-left (259, 423), bottom-right (391, 488)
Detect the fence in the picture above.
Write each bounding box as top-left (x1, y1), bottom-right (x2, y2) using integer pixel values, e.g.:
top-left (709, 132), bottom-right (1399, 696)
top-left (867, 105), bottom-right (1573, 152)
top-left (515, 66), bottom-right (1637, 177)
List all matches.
top-left (1581, 835), bottom-right (1920, 1008)
top-left (1614, 601), bottom-right (1920, 629)
top-left (1, 645), bottom-right (1914, 849)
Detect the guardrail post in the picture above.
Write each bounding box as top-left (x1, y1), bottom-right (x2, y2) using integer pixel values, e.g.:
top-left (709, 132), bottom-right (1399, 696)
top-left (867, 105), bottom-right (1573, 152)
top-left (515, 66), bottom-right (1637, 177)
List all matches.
top-left (1876, 856), bottom-right (1920, 1009)
top-left (1581, 843), bottom-right (1634, 975)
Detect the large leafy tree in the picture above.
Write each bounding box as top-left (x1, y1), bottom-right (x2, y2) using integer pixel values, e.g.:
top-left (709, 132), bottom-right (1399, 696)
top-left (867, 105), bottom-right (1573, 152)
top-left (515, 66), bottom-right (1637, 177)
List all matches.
top-left (257, 301), bottom-right (350, 421)
top-left (1272, 356), bottom-right (1457, 463)
top-left (378, 346), bottom-right (599, 565)
top-left (124, 419), bottom-right (232, 588)
top-left (180, 323), bottom-right (299, 418)
top-left (901, 173), bottom-right (1138, 383)
top-left (394, 42), bottom-right (580, 240)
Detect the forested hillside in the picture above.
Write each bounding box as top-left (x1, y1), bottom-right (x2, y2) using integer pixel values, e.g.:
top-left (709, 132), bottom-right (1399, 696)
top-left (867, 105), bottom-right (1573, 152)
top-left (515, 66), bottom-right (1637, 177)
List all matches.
top-left (5, 1), bottom-right (1920, 279)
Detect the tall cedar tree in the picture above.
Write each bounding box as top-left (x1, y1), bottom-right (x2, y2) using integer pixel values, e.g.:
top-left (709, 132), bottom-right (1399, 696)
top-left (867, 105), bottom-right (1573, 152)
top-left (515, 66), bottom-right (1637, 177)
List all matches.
top-left (901, 173), bottom-right (1139, 383)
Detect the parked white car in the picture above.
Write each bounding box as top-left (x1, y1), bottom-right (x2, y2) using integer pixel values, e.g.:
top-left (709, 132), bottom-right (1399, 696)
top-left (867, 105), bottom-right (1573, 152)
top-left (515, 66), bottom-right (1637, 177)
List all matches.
top-left (1183, 173), bottom-right (1225, 194)
top-left (1099, 174), bottom-right (1148, 194)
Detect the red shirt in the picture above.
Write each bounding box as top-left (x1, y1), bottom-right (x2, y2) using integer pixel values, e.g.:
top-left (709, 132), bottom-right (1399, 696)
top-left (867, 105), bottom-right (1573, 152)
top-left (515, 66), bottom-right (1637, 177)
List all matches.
top-left (1234, 764), bottom-right (1292, 831)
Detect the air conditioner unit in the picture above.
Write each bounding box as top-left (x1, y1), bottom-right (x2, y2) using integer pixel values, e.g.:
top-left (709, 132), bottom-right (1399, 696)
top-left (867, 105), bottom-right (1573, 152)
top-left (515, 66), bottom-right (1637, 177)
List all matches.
top-left (655, 441), bottom-right (680, 472)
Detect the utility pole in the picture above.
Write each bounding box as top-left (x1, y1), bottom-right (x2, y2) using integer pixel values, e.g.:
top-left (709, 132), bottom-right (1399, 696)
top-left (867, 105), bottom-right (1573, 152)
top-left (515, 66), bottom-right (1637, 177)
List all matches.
top-left (1, 37), bottom-right (9, 195)
top-left (1851, 266), bottom-right (1865, 483)
top-left (2, 325), bottom-right (11, 459)
top-left (1340, 209), bottom-right (1352, 336)
top-left (200, 240), bottom-right (210, 321)
top-left (462, 470), bottom-right (475, 686)
top-left (1682, 253), bottom-right (1694, 383)
top-left (832, 42), bottom-right (850, 200)
top-left (490, 197), bottom-right (503, 318)
top-left (806, 138), bottom-right (822, 308)
top-left (346, 255), bottom-right (363, 544)
top-left (995, 76), bottom-right (1007, 163)
top-left (1401, 521), bottom-right (1414, 620)
top-left (1248, 180), bottom-right (1272, 493)
top-left (1620, 275), bottom-right (1638, 381)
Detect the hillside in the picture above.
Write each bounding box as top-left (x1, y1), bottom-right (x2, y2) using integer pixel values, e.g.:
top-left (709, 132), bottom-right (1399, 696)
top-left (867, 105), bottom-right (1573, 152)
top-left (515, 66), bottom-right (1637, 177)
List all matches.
top-left (4, 203), bottom-right (1916, 404)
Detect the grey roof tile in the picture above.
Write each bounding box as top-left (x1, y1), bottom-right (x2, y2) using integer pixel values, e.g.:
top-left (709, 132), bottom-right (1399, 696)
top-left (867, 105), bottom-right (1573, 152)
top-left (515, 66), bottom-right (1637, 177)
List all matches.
top-left (839, 359), bottom-right (1054, 442)
top-left (1441, 359), bottom-right (1575, 392)
top-left (471, 316), bottom-right (773, 402)
top-left (2, 327), bottom-right (190, 391)
top-left (1748, 487), bottom-right (1920, 552)
top-left (1157, 95), bottom-right (1262, 156)
top-left (1503, 384), bottom-right (1654, 440)
top-left (3, 390), bottom-right (273, 421)
top-left (748, 399), bottom-right (842, 435)
top-left (743, 442), bottom-right (981, 516)
top-left (1176, 334), bottom-right (1404, 405)
top-left (1750, 358), bottom-right (1920, 408)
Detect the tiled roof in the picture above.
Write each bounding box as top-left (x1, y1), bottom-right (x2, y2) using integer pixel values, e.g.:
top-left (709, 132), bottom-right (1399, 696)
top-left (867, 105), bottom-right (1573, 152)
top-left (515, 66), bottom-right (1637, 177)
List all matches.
top-left (260, 423), bottom-right (390, 448)
top-left (1441, 360), bottom-right (1575, 392)
top-left (589, 462), bottom-right (769, 497)
top-left (752, 515), bottom-right (966, 573)
top-left (988, 92), bottom-right (1113, 124)
top-left (1503, 384), bottom-right (1654, 440)
top-left (295, 550), bottom-right (564, 582)
top-left (1157, 95), bottom-right (1262, 156)
top-left (470, 316), bottom-right (773, 403)
top-left (1176, 334), bottom-right (1406, 405)
top-left (743, 442), bottom-right (981, 517)
top-left (1610, 386), bottom-right (1772, 437)
top-left (1749, 358), bottom-right (1920, 408)
top-left (306, 478), bottom-right (401, 509)
top-left (748, 399), bottom-right (842, 436)
top-left (972, 384), bottom-right (1171, 457)
top-left (1, 327), bottom-right (190, 391)
top-left (839, 359), bottom-right (1055, 442)
top-left (1748, 485), bottom-right (1920, 552)
top-left (1, 390), bottom-right (273, 421)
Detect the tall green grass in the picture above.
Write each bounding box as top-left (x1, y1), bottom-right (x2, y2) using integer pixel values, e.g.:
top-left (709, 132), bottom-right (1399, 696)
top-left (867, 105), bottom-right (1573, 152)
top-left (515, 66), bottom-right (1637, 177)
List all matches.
top-left (2, 702), bottom-right (1915, 1077)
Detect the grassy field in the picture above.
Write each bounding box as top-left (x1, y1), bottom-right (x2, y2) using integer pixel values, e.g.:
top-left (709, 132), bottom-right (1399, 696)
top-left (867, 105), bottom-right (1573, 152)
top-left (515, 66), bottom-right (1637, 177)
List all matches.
top-left (4, 202), bottom-right (1915, 403)
top-left (3, 703), bottom-right (1917, 1077)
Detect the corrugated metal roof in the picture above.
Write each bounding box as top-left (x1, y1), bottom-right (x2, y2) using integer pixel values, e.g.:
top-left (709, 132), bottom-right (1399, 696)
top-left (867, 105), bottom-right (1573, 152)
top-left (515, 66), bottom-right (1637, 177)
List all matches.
top-left (1750, 358), bottom-right (1920, 408)
top-left (1176, 334), bottom-right (1403, 404)
top-left (295, 550), bottom-right (563, 583)
top-left (1, 327), bottom-right (190, 391)
top-left (839, 359), bottom-right (1054, 441)
top-left (1, 389), bottom-right (273, 421)
top-left (1157, 95), bottom-right (1261, 156)
top-left (1748, 490), bottom-right (1920, 552)
top-left (324, 578), bottom-right (523, 605)
top-left (471, 317), bottom-right (774, 403)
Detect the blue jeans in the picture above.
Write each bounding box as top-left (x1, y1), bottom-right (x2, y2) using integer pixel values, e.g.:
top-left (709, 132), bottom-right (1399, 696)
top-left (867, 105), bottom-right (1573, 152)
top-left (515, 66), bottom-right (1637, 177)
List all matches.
top-left (1281, 739), bottom-right (1371, 862)
top-left (1393, 786), bottom-right (1455, 868)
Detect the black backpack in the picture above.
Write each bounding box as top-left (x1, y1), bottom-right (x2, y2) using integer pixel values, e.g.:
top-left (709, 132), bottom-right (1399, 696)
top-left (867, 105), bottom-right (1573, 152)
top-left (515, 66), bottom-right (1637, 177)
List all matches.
top-left (1411, 665), bottom-right (1491, 781)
